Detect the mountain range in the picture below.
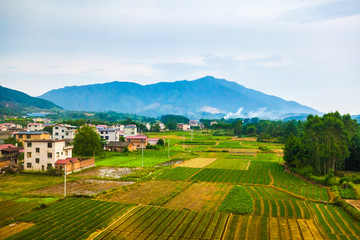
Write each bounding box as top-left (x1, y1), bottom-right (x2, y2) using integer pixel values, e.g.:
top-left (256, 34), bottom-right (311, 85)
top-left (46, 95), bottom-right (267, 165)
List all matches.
top-left (0, 85), bottom-right (61, 116)
top-left (39, 76), bottom-right (320, 119)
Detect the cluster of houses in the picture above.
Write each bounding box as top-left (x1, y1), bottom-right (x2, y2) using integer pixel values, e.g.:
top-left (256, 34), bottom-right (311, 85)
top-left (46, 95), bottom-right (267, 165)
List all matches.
top-left (0, 118), bottom-right (203, 173)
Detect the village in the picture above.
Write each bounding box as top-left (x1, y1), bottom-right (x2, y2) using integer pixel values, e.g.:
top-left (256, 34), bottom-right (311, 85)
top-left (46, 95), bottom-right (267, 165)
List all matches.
top-left (0, 118), bottom-right (209, 174)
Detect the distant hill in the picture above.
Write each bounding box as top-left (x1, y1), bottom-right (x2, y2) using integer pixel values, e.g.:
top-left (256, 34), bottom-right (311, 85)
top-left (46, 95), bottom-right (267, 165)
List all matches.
top-left (0, 85), bottom-right (61, 116)
top-left (39, 76), bottom-right (321, 119)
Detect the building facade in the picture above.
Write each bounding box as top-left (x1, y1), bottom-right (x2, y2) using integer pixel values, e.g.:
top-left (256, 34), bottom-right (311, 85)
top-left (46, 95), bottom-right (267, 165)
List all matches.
top-left (14, 131), bottom-right (50, 143)
top-left (53, 124), bottom-right (77, 140)
top-left (27, 123), bottom-right (44, 131)
top-left (23, 139), bottom-right (73, 171)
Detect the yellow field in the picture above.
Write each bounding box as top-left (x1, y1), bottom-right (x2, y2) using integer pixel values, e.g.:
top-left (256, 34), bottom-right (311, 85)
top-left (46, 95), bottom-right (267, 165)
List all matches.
top-left (0, 222), bottom-right (35, 239)
top-left (174, 157), bottom-right (217, 168)
top-left (164, 182), bottom-right (233, 211)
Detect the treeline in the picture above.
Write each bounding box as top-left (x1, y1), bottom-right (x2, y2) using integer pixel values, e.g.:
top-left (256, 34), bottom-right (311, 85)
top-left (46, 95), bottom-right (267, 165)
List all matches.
top-left (284, 112), bottom-right (360, 175)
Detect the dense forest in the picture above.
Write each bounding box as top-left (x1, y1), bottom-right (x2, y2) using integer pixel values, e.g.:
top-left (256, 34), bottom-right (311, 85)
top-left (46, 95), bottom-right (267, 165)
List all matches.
top-left (284, 112), bottom-right (360, 175)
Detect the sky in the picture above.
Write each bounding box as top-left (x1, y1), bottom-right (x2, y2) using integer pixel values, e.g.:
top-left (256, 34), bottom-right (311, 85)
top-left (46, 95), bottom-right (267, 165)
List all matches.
top-left (0, 0), bottom-right (359, 115)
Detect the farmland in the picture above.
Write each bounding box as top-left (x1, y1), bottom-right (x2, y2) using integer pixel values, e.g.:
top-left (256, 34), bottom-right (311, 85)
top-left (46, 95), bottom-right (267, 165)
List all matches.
top-left (1, 130), bottom-right (360, 239)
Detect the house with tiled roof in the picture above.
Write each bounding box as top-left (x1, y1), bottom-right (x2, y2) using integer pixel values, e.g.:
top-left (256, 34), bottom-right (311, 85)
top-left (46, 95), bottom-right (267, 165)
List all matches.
top-left (27, 123), bottom-right (44, 131)
top-left (55, 157), bottom-right (94, 174)
top-left (105, 141), bottom-right (136, 152)
top-left (125, 135), bottom-right (147, 149)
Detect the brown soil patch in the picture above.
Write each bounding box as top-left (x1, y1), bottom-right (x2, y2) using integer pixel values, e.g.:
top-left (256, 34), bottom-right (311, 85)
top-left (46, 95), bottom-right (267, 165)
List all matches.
top-left (73, 167), bottom-right (137, 178)
top-left (97, 180), bottom-right (190, 205)
top-left (232, 137), bottom-right (257, 142)
top-left (174, 158), bottom-right (217, 168)
top-left (0, 222), bottom-right (35, 239)
top-left (273, 148), bottom-right (284, 157)
top-left (164, 182), bottom-right (233, 211)
top-left (29, 179), bottom-right (133, 196)
top-left (346, 200), bottom-right (360, 211)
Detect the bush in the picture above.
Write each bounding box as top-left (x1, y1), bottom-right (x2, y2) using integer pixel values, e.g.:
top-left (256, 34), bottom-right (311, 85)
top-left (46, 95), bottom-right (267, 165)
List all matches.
top-left (218, 186), bottom-right (253, 214)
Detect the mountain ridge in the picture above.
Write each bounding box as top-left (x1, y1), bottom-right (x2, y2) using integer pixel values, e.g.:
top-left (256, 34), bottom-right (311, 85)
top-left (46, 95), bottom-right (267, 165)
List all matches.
top-left (39, 76), bottom-right (321, 119)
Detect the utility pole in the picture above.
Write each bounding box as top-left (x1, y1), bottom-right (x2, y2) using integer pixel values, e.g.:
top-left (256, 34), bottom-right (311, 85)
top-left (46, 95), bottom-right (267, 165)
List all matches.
top-left (142, 138), bottom-right (144, 167)
top-left (183, 135), bottom-right (185, 150)
top-left (168, 139), bottom-right (170, 158)
top-left (64, 165), bottom-right (66, 198)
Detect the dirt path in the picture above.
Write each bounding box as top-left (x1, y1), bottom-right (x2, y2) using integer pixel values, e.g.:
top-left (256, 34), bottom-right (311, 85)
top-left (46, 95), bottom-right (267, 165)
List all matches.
top-left (246, 160), bottom-right (251, 171)
top-left (346, 200), bottom-right (360, 211)
top-left (0, 222), bottom-right (35, 239)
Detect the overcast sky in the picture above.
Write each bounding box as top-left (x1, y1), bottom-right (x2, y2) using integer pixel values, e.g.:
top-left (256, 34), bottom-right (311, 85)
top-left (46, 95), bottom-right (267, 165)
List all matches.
top-left (0, 0), bottom-right (359, 114)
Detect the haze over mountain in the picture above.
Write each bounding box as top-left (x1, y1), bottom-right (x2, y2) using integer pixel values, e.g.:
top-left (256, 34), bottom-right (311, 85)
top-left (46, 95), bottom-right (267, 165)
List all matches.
top-left (0, 85), bottom-right (61, 115)
top-left (39, 76), bottom-right (320, 119)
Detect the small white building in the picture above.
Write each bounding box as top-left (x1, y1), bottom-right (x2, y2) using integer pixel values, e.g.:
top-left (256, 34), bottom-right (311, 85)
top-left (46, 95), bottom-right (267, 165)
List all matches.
top-left (24, 139), bottom-right (73, 171)
top-left (27, 123), bottom-right (44, 131)
top-left (97, 128), bottom-right (121, 142)
top-left (124, 125), bottom-right (137, 136)
top-left (53, 124), bottom-right (77, 140)
top-left (157, 122), bottom-right (166, 130)
top-left (177, 123), bottom-right (191, 131)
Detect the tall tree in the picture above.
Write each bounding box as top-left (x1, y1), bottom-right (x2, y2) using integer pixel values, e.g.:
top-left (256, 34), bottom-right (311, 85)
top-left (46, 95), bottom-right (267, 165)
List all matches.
top-left (73, 125), bottom-right (102, 156)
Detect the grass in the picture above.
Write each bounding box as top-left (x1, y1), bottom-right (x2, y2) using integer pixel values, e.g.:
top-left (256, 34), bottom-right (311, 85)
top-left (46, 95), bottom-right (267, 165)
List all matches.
top-left (218, 186), bottom-right (253, 214)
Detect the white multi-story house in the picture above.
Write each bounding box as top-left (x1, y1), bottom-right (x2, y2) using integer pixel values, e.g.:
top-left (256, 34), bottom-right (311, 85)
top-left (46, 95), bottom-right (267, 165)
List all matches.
top-left (53, 124), bottom-right (77, 140)
top-left (97, 128), bottom-right (121, 142)
top-left (27, 123), bottom-right (44, 131)
top-left (124, 125), bottom-right (137, 136)
top-left (24, 139), bottom-right (73, 171)
top-left (177, 123), bottom-right (191, 131)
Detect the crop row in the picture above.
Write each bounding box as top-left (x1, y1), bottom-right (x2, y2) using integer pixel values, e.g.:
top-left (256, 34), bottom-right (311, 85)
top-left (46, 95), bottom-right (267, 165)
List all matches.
top-left (309, 202), bottom-right (360, 240)
top-left (190, 168), bottom-right (271, 184)
top-left (223, 215), bottom-right (325, 240)
top-left (272, 171), bottom-right (313, 187)
top-left (248, 162), bottom-right (284, 172)
top-left (8, 198), bottom-right (133, 240)
top-left (94, 205), bottom-right (230, 240)
top-left (156, 167), bottom-right (201, 181)
top-left (206, 158), bottom-right (250, 170)
top-left (245, 186), bottom-right (311, 219)
top-left (282, 186), bottom-right (329, 201)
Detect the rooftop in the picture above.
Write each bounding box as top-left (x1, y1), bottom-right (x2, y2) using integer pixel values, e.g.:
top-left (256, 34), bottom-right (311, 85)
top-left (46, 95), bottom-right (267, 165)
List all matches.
top-left (14, 131), bottom-right (49, 135)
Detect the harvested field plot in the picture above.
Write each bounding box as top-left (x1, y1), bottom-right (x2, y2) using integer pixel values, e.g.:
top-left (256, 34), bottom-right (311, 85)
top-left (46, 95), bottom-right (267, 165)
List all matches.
top-left (174, 158), bottom-right (217, 168)
top-left (8, 198), bottom-right (133, 240)
top-left (0, 222), bottom-right (35, 240)
top-left (73, 167), bottom-right (137, 178)
top-left (164, 182), bottom-right (232, 211)
top-left (310, 202), bottom-right (360, 239)
top-left (190, 168), bottom-right (271, 185)
top-left (98, 180), bottom-right (190, 206)
top-left (206, 158), bottom-right (250, 170)
top-left (94, 205), bottom-right (230, 240)
top-left (30, 179), bottom-right (133, 196)
top-left (156, 167), bottom-right (201, 181)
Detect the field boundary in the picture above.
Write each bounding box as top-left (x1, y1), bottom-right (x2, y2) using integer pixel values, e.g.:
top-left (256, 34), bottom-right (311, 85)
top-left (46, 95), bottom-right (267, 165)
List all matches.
top-left (87, 205), bottom-right (138, 240)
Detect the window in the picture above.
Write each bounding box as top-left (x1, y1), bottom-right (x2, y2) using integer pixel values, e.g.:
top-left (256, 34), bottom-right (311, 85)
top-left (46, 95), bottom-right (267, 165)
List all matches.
top-left (48, 142), bottom-right (52, 148)
top-left (55, 132), bottom-right (59, 136)
top-left (55, 127), bottom-right (59, 130)
top-left (62, 130), bottom-right (64, 132)
top-left (27, 142), bottom-right (32, 147)
top-left (35, 158), bottom-right (39, 163)
top-left (27, 162), bottom-right (32, 168)
top-left (65, 150), bottom-right (68, 156)
top-left (36, 148), bottom-right (40, 153)
top-left (18, 134), bottom-right (23, 139)
top-left (56, 152), bottom-right (59, 158)
top-left (66, 133), bottom-right (69, 136)
top-left (62, 136), bottom-right (64, 139)
top-left (26, 152), bottom-right (32, 158)
top-left (105, 136), bottom-right (109, 140)
top-left (26, 135), bottom-right (31, 139)
top-left (48, 152), bottom-right (52, 158)
top-left (41, 165), bottom-right (44, 171)
top-left (61, 152), bottom-right (63, 155)
top-left (47, 163), bottom-right (52, 169)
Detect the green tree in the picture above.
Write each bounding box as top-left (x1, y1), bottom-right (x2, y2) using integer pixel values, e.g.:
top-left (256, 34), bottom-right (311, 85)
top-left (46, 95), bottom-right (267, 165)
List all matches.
top-left (151, 124), bottom-right (161, 132)
top-left (43, 126), bottom-right (53, 135)
top-left (157, 138), bottom-right (164, 146)
top-left (4, 136), bottom-right (23, 147)
top-left (73, 125), bottom-right (102, 156)
top-left (346, 133), bottom-right (360, 171)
